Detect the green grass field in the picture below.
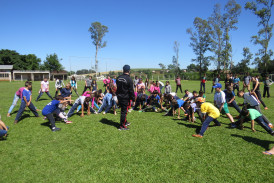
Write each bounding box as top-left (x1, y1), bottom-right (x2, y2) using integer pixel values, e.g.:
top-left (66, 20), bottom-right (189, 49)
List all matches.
top-left (0, 80), bottom-right (273, 182)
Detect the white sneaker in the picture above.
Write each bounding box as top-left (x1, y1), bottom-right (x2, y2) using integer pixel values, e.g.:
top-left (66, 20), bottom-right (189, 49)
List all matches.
top-left (128, 109), bottom-right (133, 113)
top-left (94, 111), bottom-right (98, 114)
top-left (103, 112), bottom-right (106, 115)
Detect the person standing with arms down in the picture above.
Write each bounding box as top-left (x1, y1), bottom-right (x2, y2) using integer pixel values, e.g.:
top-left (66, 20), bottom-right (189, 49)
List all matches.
top-left (175, 75), bottom-right (182, 93)
top-left (200, 73), bottom-right (207, 93)
top-left (116, 65), bottom-right (135, 130)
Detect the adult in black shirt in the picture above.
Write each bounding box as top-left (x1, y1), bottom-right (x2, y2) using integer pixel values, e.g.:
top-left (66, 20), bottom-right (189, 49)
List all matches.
top-left (116, 65), bottom-right (135, 130)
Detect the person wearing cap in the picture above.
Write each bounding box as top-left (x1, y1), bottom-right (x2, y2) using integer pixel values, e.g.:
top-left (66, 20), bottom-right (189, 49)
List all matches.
top-left (213, 83), bottom-right (236, 127)
top-left (192, 97), bottom-right (221, 138)
top-left (116, 65), bottom-right (135, 130)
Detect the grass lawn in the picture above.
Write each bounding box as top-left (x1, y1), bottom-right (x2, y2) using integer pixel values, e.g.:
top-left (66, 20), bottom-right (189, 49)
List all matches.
top-left (0, 80), bottom-right (273, 182)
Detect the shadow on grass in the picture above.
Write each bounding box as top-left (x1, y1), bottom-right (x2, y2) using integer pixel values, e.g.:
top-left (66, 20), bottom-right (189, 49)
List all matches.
top-left (40, 121), bottom-right (51, 129)
top-left (177, 122), bottom-right (201, 134)
top-left (99, 118), bottom-right (120, 128)
top-left (36, 98), bottom-right (50, 101)
top-left (231, 134), bottom-right (274, 150)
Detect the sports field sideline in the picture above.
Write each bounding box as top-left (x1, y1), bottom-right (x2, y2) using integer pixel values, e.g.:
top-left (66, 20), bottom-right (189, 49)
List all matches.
top-left (0, 80), bottom-right (273, 182)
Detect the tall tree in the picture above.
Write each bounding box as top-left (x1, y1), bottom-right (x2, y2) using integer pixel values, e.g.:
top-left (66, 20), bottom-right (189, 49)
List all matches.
top-left (222, 0), bottom-right (241, 71)
top-left (208, 4), bottom-right (224, 72)
top-left (173, 42), bottom-right (180, 76)
top-left (42, 53), bottom-right (64, 71)
top-left (88, 22), bottom-right (109, 77)
top-left (187, 17), bottom-right (212, 78)
top-left (245, 0), bottom-right (274, 72)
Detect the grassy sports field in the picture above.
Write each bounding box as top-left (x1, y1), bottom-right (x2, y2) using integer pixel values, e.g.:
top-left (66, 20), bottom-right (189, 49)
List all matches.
top-left (0, 80), bottom-right (273, 182)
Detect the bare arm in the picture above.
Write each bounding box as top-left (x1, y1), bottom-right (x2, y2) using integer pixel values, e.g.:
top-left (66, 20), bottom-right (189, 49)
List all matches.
top-left (219, 103), bottom-right (224, 112)
top-left (228, 96), bottom-right (235, 104)
top-left (0, 121), bottom-right (8, 131)
top-left (252, 80), bottom-right (258, 92)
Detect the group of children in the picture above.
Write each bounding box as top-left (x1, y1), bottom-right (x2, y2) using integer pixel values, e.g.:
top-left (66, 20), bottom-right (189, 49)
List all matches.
top-left (1, 74), bottom-right (273, 145)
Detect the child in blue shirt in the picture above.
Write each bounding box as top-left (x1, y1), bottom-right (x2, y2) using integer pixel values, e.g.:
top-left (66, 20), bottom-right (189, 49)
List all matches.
top-left (42, 96), bottom-right (71, 132)
top-left (14, 82), bottom-right (39, 124)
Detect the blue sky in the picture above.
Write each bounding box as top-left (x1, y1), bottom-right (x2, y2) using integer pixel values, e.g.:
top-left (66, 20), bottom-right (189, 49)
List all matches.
top-left (1, 0), bottom-right (273, 72)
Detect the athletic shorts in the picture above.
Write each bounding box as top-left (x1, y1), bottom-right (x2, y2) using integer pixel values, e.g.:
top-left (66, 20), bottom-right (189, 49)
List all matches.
top-left (221, 103), bottom-right (230, 114)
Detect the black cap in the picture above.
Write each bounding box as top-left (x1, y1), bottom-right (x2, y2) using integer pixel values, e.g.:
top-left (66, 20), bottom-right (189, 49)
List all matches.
top-left (123, 65), bottom-right (130, 72)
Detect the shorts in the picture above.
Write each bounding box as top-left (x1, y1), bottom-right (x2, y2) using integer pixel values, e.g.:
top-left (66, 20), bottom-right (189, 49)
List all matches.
top-left (221, 103), bottom-right (230, 114)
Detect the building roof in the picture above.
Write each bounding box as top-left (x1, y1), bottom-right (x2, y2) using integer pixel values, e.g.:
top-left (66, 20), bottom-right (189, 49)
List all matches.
top-left (0, 65), bottom-right (13, 70)
top-left (51, 70), bottom-right (68, 74)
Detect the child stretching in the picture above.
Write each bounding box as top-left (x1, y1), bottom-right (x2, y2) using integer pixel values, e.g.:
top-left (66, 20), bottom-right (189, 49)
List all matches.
top-left (7, 81), bottom-right (28, 117)
top-left (67, 96), bottom-right (96, 118)
top-left (133, 93), bottom-right (148, 111)
top-left (213, 83), bottom-right (235, 127)
top-left (55, 78), bottom-right (65, 97)
top-left (70, 76), bottom-right (79, 97)
top-left (42, 96), bottom-right (72, 132)
top-left (171, 99), bottom-right (190, 119)
top-left (98, 87), bottom-right (116, 115)
top-left (36, 78), bottom-right (54, 101)
top-left (235, 108), bottom-right (274, 135)
top-left (142, 90), bottom-right (162, 112)
top-left (192, 97), bottom-right (221, 138)
top-left (14, 82), bottom-right (39, 124)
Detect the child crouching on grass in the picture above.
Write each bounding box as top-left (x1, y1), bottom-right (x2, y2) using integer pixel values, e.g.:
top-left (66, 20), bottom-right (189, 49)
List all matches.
top-left (171, 99), bottom-right (190, 119)
top-left (235, 108), bottom-right (274, 135)
top-left (192, 97), bottom-right (221, 138)
top-left (67, 96), bottom-right (97, 118)
top-left (142, 91), bottom-right (165, 112)
top-left (42, 96), bottom-right (72, 132)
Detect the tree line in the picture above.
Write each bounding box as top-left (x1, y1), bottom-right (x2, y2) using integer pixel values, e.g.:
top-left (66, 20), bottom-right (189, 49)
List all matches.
top-left (0, 49), bottom-right (64, 71)
top-left (159, 0), bottom-right (274, 78)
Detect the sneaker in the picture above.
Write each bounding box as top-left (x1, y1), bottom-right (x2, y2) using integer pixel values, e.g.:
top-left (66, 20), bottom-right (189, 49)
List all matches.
top-left (271, 131), bottom-right (274, 136)
top-left (94, 111), bottom-right (98, 114)
top-left (7, 113), bottom-right (11, 117)
top-left (230, 123), bottom-right (237, 128)
top-left (125, 122), bottom-right (131, 126)
top-left (65, 121), bottom-right (73, 124)
top-left (52, 127), bottom-right (61, 132)
top-left (155, 109), bottom-right (158, 112)
top-left (269, 123), bottom-right (273, 128)
top-left (138, 110), bottom-right (143, 112)
top-left (114, 111), bottom-right (117, 115)
top-left (128, 109), bottom-right (133, 113)
top-left (14, 120), bottom-right (18, 124)
top-left (118, 127), bottom-right (130, 131)
top-left (265, 107), bottom-right (268, 110)
top-left (103, 112), bottom-right (106, 115)
top-left (192, 134), bottom-right (203, 138)
top-left (43, 117), bottom-right (47, 120)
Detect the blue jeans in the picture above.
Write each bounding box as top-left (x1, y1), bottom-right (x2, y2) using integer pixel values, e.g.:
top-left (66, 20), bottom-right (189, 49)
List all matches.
top-left (199, 116), bottom-right (221, 136)
top-left (228, 100), bottom-right (241, 113)
top-left (0, 126), bottom-right (9, 137)
top-left (98, 99), bottom-right (113, 113)
top-left (15, 101), bottom-right (39, 121)
top-left (200, 83), bottom-right (205, 93)
top-left (36, 91), bottom-right (53, 101)
top-left (255, 116), bottom-right (273, 134)
top-left (8, 93), bottom-right (20, 114)
top-left (68, 102), bottom-right (96, 117)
